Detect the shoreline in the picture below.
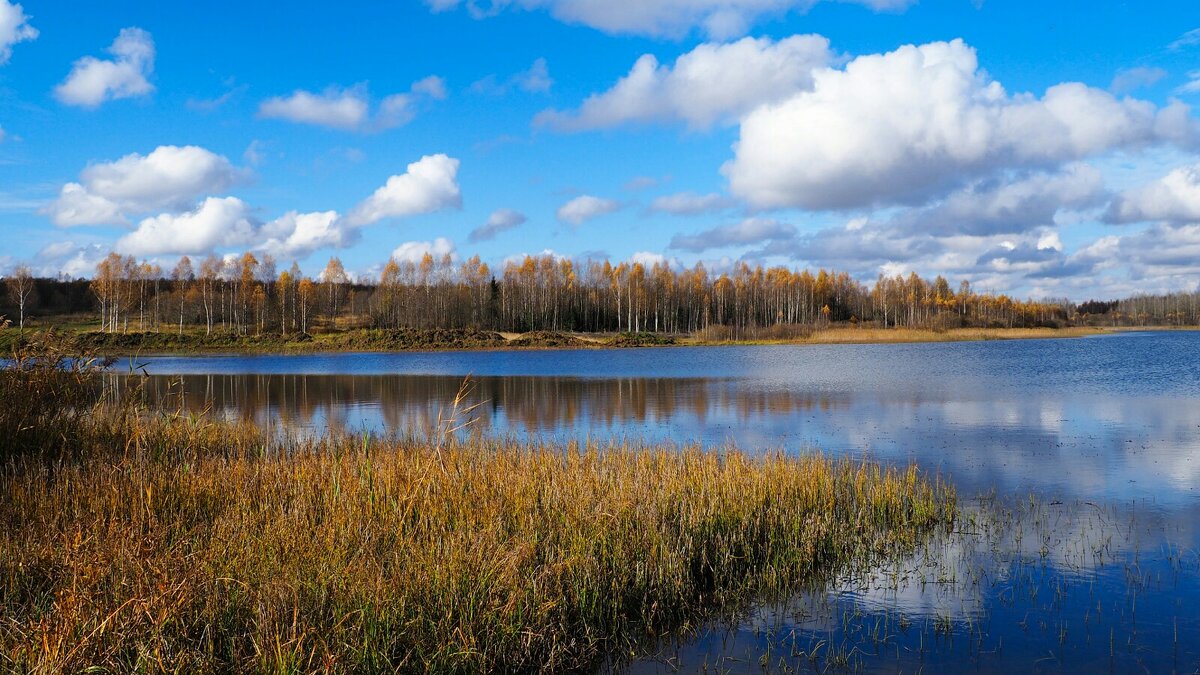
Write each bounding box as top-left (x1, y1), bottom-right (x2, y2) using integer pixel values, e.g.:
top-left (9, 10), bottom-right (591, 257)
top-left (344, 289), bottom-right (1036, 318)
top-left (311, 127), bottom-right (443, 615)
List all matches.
top-left (2, 324), bottom-right (1184, 358)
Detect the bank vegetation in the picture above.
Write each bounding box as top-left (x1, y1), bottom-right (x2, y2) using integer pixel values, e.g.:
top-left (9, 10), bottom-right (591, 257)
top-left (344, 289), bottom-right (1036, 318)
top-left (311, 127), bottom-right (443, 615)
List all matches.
top-left (0, 341), bottom-right (955, 673)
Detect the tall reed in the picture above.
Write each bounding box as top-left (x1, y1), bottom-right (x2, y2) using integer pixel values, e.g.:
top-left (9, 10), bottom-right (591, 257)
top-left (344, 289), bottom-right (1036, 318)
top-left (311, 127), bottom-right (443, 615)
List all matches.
top-left (0, 347), bottom-right (955, 673)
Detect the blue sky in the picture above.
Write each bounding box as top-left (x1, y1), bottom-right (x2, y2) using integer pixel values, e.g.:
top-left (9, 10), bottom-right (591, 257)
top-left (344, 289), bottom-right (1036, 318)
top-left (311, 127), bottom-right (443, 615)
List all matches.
top-left (1, 0), bottom-right (1198, 299)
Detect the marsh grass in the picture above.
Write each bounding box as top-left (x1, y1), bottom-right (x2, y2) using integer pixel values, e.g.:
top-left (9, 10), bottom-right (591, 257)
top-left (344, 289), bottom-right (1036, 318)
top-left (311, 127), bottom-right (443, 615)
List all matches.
top-left (691, 325), bottom-right (1105, 346)
top-left (635, 494), bottom-right (1200, 673)
top-left (0, 346), bottom-right (955, 673)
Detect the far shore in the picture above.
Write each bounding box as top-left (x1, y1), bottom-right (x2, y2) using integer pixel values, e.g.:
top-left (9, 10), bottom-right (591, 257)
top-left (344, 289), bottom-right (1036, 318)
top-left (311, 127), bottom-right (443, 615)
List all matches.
top-left (3, 323), bottom-right (1188, 357)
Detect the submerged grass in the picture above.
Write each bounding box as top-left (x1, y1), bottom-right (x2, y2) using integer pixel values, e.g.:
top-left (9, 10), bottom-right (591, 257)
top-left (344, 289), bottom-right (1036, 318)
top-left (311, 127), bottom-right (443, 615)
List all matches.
top-left (0, 345), bottom-right (955, 673)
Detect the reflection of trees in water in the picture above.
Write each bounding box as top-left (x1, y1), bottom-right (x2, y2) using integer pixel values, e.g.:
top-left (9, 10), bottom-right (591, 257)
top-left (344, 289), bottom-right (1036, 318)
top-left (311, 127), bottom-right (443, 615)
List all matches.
top-left (104, 374), bottom-right (1200, 503)
top-left (109, 374), bottom-right (854, 437)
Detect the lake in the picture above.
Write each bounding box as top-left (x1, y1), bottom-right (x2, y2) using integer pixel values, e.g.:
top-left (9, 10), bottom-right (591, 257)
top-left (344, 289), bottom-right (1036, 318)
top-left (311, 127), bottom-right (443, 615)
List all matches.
top-left (118, 331), bottom-right (1200, 672)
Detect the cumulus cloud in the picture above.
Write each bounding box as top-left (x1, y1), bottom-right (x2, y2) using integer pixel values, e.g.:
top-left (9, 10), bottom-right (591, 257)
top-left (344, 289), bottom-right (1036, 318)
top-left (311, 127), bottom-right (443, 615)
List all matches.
top-left (44, 152), bottom-right (460, 260)
top-left (116, 197), bottom-right (257, 257)
top-left (391, 237), bottom-right (456, 265)
top-left (114, 200), bottom-right (356, 260)
top-left (259, 77), bottom-right (446, 131)
top-left (1028, 222), bottom-right (1200, 292)
top-left (346, 154), bottom-right (462, 226)
top-left (43, 145), bottom-right (245, 226)
top-left (669, 217), bottom-right (794, 252)
top-left (556, 195), bottom-right (621, 226)
top-left (1110, 223), bottom-right (1200, 276)
top-left (260, 211), bottom-right (350, 259)
top-left (427, 0), bottom-right (911, 40)
top-left (470, 208), bottom-right (527, 242)
top-left (631, 251), bottom-right (670, 267)
top-left (43, 184), bottom-right (126, 227)
top-left (54, 28), bottom-right (155, 107)
top-left (27, 242), bottom-right (107, 279)
top-left (259, 87), bottom-right (369, 129)
top-left (754, 219), bottom-right (943, 271)
top-left (0, 0), bottom-right (36, 65)
top-left (888, 165), bottom-right (1106, 237)
top-left (649, 191), bottom-right (735, 215)
top-left (537, 35), bottom-right (831, 131)
top-left (502, 248), bottom-right (567, 267)
top-left (725, 39), bottom-right (1199, 210)
top-left (1105, 164), bottom-right (1200, 224)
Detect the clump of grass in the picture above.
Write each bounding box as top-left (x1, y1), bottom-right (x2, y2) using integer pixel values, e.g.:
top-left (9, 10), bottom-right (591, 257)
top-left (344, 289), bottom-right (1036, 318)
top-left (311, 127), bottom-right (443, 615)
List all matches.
top-left (0, 332), bottom-right (118, 459)
top-left (0, 356), bottom-right (955, 673)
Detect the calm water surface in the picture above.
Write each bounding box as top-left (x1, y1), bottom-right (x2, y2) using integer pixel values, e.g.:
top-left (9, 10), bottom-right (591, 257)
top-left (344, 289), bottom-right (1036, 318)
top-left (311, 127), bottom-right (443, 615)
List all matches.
top-left (121, 331), bottom-right (1200, 672)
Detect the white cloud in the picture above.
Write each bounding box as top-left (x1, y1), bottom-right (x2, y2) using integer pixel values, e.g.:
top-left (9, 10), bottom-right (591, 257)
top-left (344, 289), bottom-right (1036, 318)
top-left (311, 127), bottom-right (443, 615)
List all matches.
top-left (470, 208), bottom-right (527, 242)
top-left (259, 77), bottom-right (447, 131)
top-left (54, 27), bottom-right (155, 108)
top-left (259, 87), bottom-right (369, 129)
top-left (1026, 222), bottom-right (1200, 294)
top-left (43, 145), bottom-right (244, 225)
top-left (391, 237), bottom-right (456, 265)
top-left (47, 152), bottom-right (461, 259)
top-left (79, 145), bottom-right (241, 211)
top-left (888, 165), bottom-right (1106, 237)
top-left (427, 0), bottom-right (911, 40)
top-left (89, 203), bottom-right (353, 262)
top-left (556, 195), bottom-right (621, 226)
top-left (1106, 164), bottom-right (1200, 224)
top-left (725, 39), bottom-right (1199, 210)
top-left (0, 0), bottom-right (36, 65)
top-left (116, 197), bottom-right (257, 257)
top-left (502, 248), bottom-right (567, 267)
top-left (44, 183), bottom-right (125, 227)
top-left (669, 217), bottom-right (795, 252)
top-left (27, 242), bottom-right (107, 279)
top-left (631, 251), bottom-right (669, 267)
top-left (649, 191), bottom-right (735, 215)
top-left (346, 154), bottom-right (462, 226)
top-left (537, 35), bottom-right (831, 131)
top-left (260, 210), bottom-right (349, 259)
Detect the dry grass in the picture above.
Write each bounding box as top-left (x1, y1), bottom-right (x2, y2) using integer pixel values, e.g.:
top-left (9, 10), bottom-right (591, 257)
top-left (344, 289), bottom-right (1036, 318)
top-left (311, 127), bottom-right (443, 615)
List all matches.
top-left (690, 325), bottom-right (1108, 346)
top-left (0, 346), bottom-right (956, 673)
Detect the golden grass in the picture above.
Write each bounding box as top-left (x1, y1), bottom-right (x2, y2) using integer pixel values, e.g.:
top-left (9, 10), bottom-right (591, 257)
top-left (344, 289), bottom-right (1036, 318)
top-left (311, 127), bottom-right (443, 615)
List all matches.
top-left (688, 325), bottom-right (1109, 346)
top-left (0, 347), bottom-right (956, 673)
top-left (1, 324), bottom-right (1122, 359)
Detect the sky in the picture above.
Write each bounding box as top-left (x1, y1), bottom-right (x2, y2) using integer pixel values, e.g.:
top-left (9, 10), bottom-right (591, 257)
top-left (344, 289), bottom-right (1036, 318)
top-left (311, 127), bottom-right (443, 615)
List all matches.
top-left (0, 0), bottom-right (1198, 300)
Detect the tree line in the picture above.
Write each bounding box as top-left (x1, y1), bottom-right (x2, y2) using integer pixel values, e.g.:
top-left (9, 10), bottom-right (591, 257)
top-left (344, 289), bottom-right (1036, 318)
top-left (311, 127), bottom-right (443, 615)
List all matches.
top-left (2, 250), bottom-right (1196, 334)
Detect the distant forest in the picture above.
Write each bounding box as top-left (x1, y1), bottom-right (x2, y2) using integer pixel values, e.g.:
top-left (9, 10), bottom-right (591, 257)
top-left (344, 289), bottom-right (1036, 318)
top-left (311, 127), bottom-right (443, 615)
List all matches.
top-left (2, 251), bottom-right (1197, 335)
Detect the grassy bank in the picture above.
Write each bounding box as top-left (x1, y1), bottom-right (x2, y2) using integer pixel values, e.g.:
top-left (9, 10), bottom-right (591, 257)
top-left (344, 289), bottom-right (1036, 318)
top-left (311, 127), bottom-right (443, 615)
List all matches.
top-left (0, 350), bottom-right (955, 673)
top-left (684, 325), bottom-right (1113, 346)
top-left (0, 323), bottom-right (1121, 356)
